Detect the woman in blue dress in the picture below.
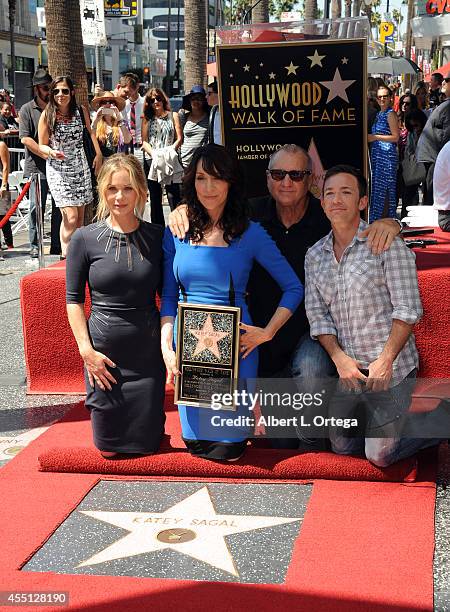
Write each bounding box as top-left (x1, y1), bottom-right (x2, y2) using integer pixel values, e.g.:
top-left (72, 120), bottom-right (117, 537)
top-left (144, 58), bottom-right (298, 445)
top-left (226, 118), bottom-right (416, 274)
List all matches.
top-left (161, 144), bottom-right (303, 462)
top-left (368, 85), bottom-right (399, 222)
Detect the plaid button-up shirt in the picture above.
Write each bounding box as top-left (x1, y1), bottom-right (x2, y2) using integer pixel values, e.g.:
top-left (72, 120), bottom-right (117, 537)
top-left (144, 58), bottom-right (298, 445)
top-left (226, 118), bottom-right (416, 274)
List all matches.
top-left (305, 220), bottom-right (422, 387)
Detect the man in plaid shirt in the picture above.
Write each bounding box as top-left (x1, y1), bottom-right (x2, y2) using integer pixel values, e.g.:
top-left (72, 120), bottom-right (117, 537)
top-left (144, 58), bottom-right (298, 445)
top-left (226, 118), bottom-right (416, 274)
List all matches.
top-left (305, 165), bottom-right (439, 467)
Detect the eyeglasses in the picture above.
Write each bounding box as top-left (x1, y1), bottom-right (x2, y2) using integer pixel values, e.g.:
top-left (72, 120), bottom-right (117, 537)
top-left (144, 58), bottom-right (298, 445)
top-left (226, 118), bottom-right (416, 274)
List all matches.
top-left (53, 88), bottom-right (70, 96)
top-left (267, 169), bottom-right (312, 182)
top-left (377, 94), bottom-right (390, 100)
top-left (148, 96), bottom-right (162, 103)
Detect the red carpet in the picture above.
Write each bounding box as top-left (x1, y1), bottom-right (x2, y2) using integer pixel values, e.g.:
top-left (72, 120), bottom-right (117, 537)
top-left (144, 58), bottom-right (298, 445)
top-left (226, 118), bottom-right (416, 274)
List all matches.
top-left (21, 243), bottom-right (450, 394)
top-left (0, 402), bottom-right (437, 611)
top-left (37, 403), bottom-right (420, 483)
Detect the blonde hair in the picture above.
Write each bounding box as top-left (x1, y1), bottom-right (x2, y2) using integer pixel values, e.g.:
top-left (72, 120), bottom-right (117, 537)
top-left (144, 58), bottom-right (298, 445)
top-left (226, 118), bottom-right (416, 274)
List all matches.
top-left (95, 115), bottom-right (120, 146)
top-left (96, 154), bottom-right (148, 220)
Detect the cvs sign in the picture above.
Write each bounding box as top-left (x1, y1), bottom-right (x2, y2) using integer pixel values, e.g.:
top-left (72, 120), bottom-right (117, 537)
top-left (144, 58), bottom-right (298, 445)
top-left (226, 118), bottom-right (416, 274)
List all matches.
top-left (426, 0), bottom-right (450, 13)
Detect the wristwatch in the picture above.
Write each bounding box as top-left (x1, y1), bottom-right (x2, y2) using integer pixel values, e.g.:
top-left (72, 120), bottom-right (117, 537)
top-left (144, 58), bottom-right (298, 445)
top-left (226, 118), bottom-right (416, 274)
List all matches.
top-left (393, 218), bottom-right (405, 233)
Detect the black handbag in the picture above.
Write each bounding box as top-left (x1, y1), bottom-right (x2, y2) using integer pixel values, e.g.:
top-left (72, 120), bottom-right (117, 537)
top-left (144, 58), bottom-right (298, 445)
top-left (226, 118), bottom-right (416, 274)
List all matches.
top-left (79, 106), bottom-right (96, 168)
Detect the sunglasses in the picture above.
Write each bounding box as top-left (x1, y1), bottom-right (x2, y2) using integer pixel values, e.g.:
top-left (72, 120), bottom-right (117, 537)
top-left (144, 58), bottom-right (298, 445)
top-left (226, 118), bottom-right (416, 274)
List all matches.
top-left (38, 85), bottom-right (50, 92)
top-left (148, 96), bottom-right (162, 103)
top-left (267, 169), bottom-right (312, 182)
top-left (53, 88), bottom-right (70, 96)
top-left (377, 94), bottom-right (390, 100)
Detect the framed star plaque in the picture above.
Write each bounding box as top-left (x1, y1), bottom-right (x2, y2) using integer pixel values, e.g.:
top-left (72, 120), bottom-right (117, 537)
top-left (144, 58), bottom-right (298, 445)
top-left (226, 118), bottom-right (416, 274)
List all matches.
top-left (175, 303), bottom-right (241, 410)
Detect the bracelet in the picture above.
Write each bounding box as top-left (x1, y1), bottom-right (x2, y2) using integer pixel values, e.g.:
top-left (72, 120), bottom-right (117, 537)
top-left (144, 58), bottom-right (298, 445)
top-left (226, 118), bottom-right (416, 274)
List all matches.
top-left (393, 218), bottom-right (404, 233)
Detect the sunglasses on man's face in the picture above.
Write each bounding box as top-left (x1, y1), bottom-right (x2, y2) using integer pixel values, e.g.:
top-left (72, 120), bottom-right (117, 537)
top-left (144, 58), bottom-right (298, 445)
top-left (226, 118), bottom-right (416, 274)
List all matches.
top-left (53, 88), bottom-right (70, 96)
top-left (267, 169), bottom-right (312, 182)
top-left (38, 85), bottom-right (50, 92)
top-left (377, 94), bottom-right (390, 100)
top-left (148, 96), bottom-right (162, 103)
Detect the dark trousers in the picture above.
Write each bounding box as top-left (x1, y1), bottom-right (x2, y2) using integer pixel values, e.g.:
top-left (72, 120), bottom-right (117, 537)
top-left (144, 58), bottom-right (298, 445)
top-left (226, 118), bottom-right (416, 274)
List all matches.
top-left (148, 180), bottom-right (181, 226)
top-left (422, 162), bottom-right (435, 205)
top-left (28, 177), bottom-right (61, 254)
top-left (0, 215), bottom-right (13, 246)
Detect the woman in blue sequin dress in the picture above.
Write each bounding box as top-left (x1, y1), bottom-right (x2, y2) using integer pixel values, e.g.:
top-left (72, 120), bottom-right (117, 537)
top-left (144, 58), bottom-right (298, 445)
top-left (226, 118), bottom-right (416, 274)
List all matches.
top-left (368, 85), bottom-right (399, 222)
top-left (161, 145), bottom-right (303, 462)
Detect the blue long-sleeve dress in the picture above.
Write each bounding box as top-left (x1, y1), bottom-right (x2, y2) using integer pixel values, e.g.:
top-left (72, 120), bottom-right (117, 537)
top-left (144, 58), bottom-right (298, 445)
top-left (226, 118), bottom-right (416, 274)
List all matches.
top-left (161, 222), bottom-right (303, 445)
top-left (370, 108), bottom-right (398, 222)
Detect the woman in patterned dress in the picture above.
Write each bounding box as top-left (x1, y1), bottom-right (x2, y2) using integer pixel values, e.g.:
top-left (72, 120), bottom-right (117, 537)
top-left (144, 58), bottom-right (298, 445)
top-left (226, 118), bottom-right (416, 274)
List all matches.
top-left (368, 85), bottom-right (399, 222)
top-left (141, 88), bottom-right (183, 225)
top-left (38, 76), bottom-right (103, 257)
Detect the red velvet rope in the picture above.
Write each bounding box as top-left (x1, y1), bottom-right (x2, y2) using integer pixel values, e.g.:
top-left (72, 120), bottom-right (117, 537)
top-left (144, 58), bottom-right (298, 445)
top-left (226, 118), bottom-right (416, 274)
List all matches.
top-left (0, 179), bottom-right (32, 229)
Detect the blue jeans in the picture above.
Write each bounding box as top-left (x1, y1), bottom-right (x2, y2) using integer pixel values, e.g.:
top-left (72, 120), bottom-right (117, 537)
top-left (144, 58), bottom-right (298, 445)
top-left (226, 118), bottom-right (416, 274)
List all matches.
top-left (268, 333), bottom-right (337, 449)
top-left (291, 332), bottom-right (337, 382)
top-left (329, 370), bottom-right (440, 467)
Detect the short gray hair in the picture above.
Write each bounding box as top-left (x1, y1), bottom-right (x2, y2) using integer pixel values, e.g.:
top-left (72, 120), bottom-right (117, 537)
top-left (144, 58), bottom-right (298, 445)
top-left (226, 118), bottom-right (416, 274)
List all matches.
top-left (268, 144), bottom-right (312, 171)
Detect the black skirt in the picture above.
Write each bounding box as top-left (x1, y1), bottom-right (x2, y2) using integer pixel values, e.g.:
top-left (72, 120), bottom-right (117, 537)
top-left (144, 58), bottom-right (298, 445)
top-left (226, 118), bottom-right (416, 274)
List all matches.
top-left (85, 307), bottom-right (165, 454)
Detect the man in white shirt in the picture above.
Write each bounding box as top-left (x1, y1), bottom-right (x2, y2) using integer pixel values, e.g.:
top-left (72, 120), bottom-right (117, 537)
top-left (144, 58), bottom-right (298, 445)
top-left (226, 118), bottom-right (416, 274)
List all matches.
top-left (433, 140), bottom-right (450, 232)
top-left (116, 72), bottom-right (145, 163)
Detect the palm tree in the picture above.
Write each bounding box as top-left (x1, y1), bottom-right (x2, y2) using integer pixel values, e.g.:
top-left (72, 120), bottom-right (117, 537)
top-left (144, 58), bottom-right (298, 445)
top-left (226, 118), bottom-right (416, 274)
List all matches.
top-left (252, 0), bottom-right (269, 22)
top-left (8, 0), bottom-right (16, 95)
top-left (184, 0), bottom-right (207, 91)
top-left (392, 8), bottom-right (403, 41)
top-left (303, 0), bottom-right (318, 20)
top-left (44, 0), bottom-right (89, 108)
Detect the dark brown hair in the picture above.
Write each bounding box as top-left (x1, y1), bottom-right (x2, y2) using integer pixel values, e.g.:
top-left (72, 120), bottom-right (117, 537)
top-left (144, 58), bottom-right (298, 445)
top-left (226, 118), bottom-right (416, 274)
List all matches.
top-left (323, 164), bottom-right (367, 198)
top-left (182, 144), bottom-right (249, 244)
top-left (143, 88), bottom-right (170, 120)
top-left (45, 76), bottom-right (77, 135)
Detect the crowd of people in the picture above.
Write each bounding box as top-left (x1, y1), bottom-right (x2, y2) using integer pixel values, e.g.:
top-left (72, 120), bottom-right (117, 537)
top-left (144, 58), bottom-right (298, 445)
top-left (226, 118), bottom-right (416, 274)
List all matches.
top-left (367, 72), bottom-right (450, 227)
top-left (1, 67), bottom-right (447, 467)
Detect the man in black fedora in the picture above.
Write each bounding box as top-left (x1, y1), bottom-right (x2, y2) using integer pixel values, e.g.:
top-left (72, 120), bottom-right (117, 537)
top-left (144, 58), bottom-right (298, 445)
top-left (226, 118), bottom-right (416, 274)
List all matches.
top-left (19, 68), bottom-right (61, 258)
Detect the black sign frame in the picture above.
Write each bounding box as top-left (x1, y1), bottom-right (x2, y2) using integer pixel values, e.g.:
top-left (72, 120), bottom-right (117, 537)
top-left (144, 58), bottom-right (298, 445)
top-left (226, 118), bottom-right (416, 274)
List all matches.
top-left (217, 38), bottom-right (368, 199)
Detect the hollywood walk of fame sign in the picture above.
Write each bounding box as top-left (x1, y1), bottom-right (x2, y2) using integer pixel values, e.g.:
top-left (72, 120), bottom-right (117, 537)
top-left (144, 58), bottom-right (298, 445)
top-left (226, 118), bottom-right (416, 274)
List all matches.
top-left (175, 303), bottom-right (241, 409)
top-left (217, 39), bottom-right (368, 198)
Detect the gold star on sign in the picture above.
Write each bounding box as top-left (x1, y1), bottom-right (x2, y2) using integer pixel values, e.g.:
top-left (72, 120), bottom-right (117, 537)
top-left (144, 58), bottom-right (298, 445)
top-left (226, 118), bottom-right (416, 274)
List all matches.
top-left (307, 49), bottom-right (326, 68)
top-left (260, 62), bottom-right (264, 67)
top-left (255, 75), bottom-right (259, 80)
top-left (234, 58), bottom-right (238, 63)
top-left (229, 73), bottom-right (234, 78)
top-left (243, 64), bottom-right (250, 72)
top-left (285, 61), bottom-right (299, 75)
top-left (341, 57), bottom-right (349, 64)
top-left (269, 72), bottom-right (276, 79)
top-left (190, 314), bottom-right (228, 359)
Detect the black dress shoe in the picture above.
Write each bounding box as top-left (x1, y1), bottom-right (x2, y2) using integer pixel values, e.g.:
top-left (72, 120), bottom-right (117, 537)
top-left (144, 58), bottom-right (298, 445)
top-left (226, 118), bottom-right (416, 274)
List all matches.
top-left (30, 247), bottom-right (38, 259)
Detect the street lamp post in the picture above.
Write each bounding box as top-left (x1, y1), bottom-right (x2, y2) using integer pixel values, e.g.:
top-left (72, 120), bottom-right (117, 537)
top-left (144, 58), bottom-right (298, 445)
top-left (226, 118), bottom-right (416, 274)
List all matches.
top-left (165, 0), bottom-right (172, 97)
top-left (8, 0), bottom-right (16, 95)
